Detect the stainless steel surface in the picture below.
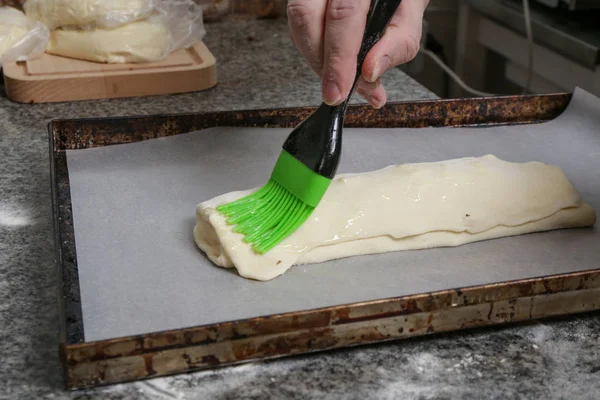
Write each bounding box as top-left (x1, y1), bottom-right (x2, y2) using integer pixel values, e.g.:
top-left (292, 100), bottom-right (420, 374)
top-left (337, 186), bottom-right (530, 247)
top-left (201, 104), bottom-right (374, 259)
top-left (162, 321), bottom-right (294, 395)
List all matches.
top-left (562, 0), bottom-right (600, 10)
top-left (533, 0), bottom-right (600, 11)
top-left (534, 0), bottom-right (559, 7)
top-left (466, 0), bottom-right (600, 68)
top-left (534, 0), bottom-right (600, 9)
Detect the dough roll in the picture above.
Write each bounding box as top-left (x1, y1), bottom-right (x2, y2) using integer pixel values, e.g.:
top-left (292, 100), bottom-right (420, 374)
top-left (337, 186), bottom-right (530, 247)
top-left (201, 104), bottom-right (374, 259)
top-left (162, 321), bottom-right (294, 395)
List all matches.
top-left (193, 155), bottom-right (596, 281)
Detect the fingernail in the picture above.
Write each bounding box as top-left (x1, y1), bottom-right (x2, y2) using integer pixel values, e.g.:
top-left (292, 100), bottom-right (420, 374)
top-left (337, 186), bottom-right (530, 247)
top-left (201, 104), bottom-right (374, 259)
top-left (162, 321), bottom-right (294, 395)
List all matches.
top-left (370, 95), bottom-right (385, 109)
top-left (357, 85), bottom-right (383, 108)
top-left (369, 56), bottom-right (390, 82)
top-left (322, 80), bottom-right (342, 105)
top-left (357, 79), bottom-right (370, 92)
top-left (358, 78), bottom-right (380, 93)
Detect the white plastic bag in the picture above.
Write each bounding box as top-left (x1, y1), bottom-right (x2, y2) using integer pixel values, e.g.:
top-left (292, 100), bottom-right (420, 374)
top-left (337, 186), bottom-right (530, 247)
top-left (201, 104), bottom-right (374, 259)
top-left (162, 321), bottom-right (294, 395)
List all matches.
top-left (23, 0), bottom-right (158, 29)
top-left (46, 0), bottom-right (206, 64)
top-left (0, 7), bottom-right (49, 66)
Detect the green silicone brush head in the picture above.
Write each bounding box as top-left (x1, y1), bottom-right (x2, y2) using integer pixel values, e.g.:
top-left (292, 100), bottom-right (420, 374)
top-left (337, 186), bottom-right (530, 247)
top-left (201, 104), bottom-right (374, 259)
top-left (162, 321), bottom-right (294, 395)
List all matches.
top-left (216, 150), bottom-right (331, 254)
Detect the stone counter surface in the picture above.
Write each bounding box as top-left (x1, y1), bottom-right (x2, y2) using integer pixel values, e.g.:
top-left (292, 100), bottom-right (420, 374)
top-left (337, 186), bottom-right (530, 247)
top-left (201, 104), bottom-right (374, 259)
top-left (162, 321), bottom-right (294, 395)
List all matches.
top-left (0, 18), bottom-right (598, 400)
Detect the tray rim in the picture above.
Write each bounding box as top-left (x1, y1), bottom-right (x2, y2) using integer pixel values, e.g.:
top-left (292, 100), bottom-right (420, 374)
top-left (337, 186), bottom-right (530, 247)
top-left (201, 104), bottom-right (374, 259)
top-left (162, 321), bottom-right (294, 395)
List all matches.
top-left (49, 92), bottom-right (600, 389)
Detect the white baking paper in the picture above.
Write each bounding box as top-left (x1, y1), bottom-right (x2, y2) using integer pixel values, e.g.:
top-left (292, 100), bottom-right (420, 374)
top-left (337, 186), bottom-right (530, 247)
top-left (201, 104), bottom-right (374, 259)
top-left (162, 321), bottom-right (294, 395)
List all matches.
top-left (67, 88), bottom-right (600, 342)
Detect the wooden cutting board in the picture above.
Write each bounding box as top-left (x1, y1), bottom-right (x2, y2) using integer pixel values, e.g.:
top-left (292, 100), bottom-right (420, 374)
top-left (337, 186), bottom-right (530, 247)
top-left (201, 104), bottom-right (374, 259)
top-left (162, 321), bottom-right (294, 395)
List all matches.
top-left (2, 41), bottom-right (217, 103)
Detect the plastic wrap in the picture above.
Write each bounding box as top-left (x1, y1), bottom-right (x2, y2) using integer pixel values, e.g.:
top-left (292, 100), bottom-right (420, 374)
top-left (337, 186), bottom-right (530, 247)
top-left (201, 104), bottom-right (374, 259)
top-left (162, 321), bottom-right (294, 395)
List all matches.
top-left (23, 0), bottom-right (158, 29)
top-left (157, 0), bottom-right (206, 52)
top-left (46, 0), bottom-right (206, 63)
top-left (0, 7), bottom-right (49, 66)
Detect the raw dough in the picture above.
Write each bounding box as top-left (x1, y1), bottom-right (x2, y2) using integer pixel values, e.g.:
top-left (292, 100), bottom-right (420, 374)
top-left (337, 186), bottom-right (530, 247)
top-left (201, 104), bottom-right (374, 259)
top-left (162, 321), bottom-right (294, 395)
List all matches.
top-left (0, 7), bottom-right (29, 57)
top-left (24, 0), bottom-right (155, 29)
top-left (46, 15), bottom-right (170, 63)
top-left (193, 155), bottom-right (596, 281)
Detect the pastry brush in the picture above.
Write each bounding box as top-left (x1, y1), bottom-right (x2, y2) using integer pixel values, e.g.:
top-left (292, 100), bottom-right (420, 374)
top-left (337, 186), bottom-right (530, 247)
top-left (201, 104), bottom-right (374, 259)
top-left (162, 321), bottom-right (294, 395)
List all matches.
top-left (218, 0), bottom-right (403, 253)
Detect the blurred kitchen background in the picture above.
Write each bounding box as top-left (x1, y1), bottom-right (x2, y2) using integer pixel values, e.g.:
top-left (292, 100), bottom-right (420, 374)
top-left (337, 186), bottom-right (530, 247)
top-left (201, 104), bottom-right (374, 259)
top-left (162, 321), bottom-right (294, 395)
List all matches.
top-left (409, 0), bottom-right (600, 98)
top-left (3, 0), bottom-right (598, 98)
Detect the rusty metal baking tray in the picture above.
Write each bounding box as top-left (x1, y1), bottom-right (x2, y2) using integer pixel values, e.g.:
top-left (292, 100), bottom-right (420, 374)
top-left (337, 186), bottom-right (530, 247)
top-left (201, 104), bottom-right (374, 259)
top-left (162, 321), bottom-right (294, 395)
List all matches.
top-left (49, 93), bottom-right (600, 390)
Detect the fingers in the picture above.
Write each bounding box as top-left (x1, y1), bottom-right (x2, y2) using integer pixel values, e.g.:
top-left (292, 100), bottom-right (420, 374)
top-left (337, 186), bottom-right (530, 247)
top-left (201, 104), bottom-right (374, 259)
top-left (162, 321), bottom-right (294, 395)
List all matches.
top-left (321, 0), bottom-right (371, 106)
top-left (288, 0), bottom-right (428, 109)
top-left (287, 0), bottom-right (327, 74)
top-left (362, 0), bottom-right (429, 83)
top-left (357, 77), bottom-right (387, 109)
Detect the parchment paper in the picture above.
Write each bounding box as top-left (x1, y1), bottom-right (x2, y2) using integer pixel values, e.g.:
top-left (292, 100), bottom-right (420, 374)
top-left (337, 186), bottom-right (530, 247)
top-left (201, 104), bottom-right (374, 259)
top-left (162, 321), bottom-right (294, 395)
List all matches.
top-left (67, 88), bottom-right (600, 342)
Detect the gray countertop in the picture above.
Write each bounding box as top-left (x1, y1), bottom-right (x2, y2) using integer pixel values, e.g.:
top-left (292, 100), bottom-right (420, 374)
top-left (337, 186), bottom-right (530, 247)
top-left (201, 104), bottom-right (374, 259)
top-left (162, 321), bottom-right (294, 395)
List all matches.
top-left (1, 18), bottom-right (599, 400)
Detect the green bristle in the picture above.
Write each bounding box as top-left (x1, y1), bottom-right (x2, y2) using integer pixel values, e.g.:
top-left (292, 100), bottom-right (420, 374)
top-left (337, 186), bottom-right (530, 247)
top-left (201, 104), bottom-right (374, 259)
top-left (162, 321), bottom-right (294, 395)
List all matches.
top-left (217, 150), bottom-right (332, 254)
top-left (217, 180), bottom-right (315, 253)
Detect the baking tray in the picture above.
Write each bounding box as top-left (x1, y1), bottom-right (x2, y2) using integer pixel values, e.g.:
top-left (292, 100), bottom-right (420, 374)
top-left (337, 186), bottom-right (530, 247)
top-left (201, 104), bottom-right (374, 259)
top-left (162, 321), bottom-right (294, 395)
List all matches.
top-left (49, 93), bottom-right (600, 389)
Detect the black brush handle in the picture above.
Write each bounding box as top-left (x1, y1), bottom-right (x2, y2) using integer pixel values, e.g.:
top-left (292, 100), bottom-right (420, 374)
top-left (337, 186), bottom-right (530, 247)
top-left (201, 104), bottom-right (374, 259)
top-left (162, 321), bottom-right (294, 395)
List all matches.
top-left (282, 0), bottom-right (402, 179)
top-left (347, 0), bottom-right (403, 107)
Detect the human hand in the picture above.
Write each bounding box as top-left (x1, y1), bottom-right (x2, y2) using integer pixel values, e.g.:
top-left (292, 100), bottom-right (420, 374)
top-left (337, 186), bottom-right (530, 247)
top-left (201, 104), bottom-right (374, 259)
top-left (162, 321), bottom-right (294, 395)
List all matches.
top-left (287, 0), bottom-right (429, 108)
